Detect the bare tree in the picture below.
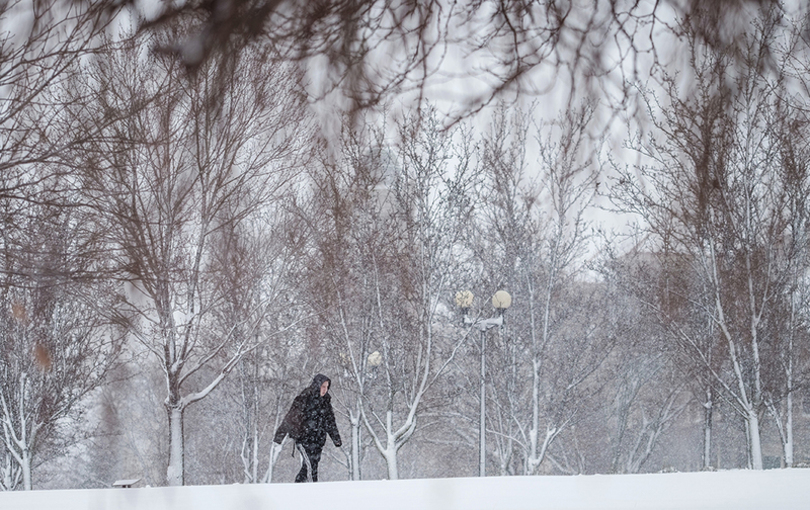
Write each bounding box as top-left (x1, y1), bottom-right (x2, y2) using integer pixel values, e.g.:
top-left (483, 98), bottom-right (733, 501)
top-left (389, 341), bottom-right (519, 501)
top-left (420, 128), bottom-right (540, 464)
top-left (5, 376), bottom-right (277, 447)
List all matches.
top-left (117, 0), bottom-right (794, 123)
top-left (299, 116), bottom-right (393, 481)
top-left (70, 35), bottom-right (312, 485)
top-left (0, 0), bottom-right (128, 204)
top-left (466, 103), bottom-right (532, 476)
top-left (594, 254), bottom-right (694, 473)
top-left (762, 86), bottom-right (810, 468)
top-left (471, 102), bottom-right (609, 476)
top-left (608, 349), bottom-right (688, 473)
top-left (211, 204), bottom-right (312, 484)
top-left (0, 185), bottom-right (123, 490)
top-left (609, 12), bottom-right (810, 469)
top-left (300, 105), bottom-right (479, 479)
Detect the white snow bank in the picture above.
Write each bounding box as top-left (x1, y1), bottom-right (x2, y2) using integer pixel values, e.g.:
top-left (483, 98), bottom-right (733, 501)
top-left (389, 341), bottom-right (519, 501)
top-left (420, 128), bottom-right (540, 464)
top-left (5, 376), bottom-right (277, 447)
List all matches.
top-left (2, 469), bottom-right (809, 510)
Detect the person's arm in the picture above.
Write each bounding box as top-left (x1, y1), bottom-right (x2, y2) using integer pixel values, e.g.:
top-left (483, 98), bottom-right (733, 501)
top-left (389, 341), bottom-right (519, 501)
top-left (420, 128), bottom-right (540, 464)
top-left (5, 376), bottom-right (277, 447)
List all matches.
top-left (325, 399), bottom-right (342, 447)
top-left (274, 396), bottom-right (304, 444)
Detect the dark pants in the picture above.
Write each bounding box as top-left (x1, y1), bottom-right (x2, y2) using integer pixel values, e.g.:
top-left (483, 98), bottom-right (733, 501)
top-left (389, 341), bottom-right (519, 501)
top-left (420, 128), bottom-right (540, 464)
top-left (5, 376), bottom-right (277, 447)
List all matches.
top-left (295, 443), bottom-right (322, 483)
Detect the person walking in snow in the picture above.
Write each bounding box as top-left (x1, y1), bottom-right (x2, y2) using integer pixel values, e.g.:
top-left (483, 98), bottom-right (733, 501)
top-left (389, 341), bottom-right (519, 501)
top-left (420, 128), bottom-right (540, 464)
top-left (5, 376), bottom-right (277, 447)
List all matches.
top-left (273, 374), bottom-right (342, 482)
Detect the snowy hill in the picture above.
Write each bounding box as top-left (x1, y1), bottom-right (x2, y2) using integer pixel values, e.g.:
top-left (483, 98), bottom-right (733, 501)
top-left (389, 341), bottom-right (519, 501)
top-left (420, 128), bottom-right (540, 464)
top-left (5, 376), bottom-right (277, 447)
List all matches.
top-left (2, 470), bottom-right (809, 510)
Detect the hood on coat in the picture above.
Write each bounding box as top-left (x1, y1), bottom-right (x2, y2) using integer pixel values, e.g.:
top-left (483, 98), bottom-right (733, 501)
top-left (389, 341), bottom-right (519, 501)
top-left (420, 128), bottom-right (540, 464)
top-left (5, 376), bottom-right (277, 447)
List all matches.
top-left (311, 374), bottom-right (331, 394)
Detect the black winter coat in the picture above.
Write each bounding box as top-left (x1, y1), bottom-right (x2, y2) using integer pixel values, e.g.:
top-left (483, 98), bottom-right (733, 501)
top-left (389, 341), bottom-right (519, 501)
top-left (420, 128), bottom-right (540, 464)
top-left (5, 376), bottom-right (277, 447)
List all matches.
top-left (273, 374), bottom-right (342, 449)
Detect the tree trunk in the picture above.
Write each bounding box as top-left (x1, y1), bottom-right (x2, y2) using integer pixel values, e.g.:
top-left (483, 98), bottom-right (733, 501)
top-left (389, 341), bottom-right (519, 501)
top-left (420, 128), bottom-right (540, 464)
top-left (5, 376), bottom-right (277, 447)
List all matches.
top-left (479, 330), bottom-right (486, 477)
top-left (383, 411), bottom-right (399, 480)
top-left (262, 440), bottom-right (284, 483)
top-left (383, 446), bottom-right (398, 480)
top-left (21, 449), bottom-right (31, 491)
top-left (166, 406), bottom-right (185, 486)
top-left (527, 359), bottom-right (541, 475)
top-left (784, 301), bottom-right (795, 468)
top-left (746, 407), bottom-right (763, 470)
top-left (247, 422), bottom-right (259, 483)
top-left (350, 407), bottom-right (362, 481)
top-left (1, 454), bottom-right (21, 490)
top-left (702, 386), bottom-right (713, 470)
top-left (526, 273), bottom-right (545, 476)
top-left (785, 389), bottom-right (794, 467)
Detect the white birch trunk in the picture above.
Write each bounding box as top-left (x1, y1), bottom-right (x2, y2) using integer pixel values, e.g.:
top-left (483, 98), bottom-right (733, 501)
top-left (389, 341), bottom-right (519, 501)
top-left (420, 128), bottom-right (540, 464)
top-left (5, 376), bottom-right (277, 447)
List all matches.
top-left (709, 242), bottom-right (764, 471)
top-left (527, 426), bottom-right (559, 475)
top-left (526, 226), bottom-right (561, 475)
top-left (246, 422), bottom-right (258, 483)
top-left (262, 441), bottom-right (285, 483)
top-left (253, 426), bottom-right (260, 482)
top-left (0, 373), bottom-right (39, 491)
top-left (350, 408), bottom-right (362, 481)
top-left (166, 406), bottom-right (185, 486)
top-left (1, 453), bottom-right (22, 491)
top-left (383, 444), bottom-right (398, 481)
top-left (785, 296), bottom-right (796, 468)
top-left (702, 388), bottom-right (713, 470)
top-left (526, 361), bottom-right (543, 476)
top-left (746, 407), bottom-right (763, 470)
top-left (785, 389), bottom-right (794, 467)
top-left (20, 449), bottom-right (31, 491)
top-left (383, 412), bottom-right (399, 480)
top-left (479, 330), bottom-right (486, 477)
top-left (19, 378), bottom-right (34, 491)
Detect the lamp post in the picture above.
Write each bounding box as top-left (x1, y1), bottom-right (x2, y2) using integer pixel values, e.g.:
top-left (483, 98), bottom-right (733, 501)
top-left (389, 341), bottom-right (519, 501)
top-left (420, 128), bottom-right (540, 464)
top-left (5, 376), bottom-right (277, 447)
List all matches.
top-left (455, 290), bottom-right (512, 477)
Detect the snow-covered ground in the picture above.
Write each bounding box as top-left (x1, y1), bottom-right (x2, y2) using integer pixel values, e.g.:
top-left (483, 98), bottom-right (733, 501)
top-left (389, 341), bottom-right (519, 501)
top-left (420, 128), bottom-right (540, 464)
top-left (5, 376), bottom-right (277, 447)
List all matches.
top-left (2, 469), bottom-right (808, 510)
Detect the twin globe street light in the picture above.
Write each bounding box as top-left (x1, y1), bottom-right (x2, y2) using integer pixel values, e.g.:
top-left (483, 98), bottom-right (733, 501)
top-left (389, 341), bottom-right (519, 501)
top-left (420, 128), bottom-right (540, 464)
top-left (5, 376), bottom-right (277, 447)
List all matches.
top-left (455, 289), bottom-right (512, 477)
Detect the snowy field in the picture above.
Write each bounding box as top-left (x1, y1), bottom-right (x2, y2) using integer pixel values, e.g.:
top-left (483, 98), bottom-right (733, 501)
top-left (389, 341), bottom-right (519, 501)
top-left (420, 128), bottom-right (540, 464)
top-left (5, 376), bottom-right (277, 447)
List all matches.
top-left (2, 469), bottom-right (809, 510)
